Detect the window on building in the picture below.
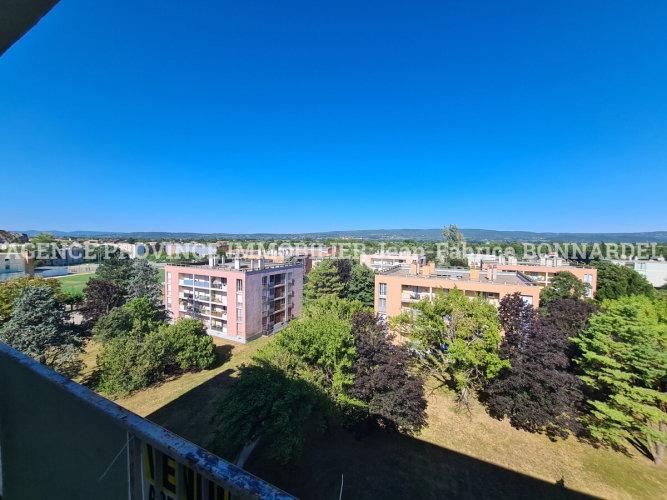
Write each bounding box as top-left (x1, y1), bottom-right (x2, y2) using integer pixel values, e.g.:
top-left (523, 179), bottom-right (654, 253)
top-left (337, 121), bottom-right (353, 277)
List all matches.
top-left (378, 298), bottom-right (387, 312)
top-left (236, 279), bottom-right (243, 292)
top-left (262, 276), bottom-right (267, 285)
top-left (236, 307), bottom-right (243, 323)
top-left (521, 295), bottom-right (533, 306)
top-left (379, 283), bottom-right (387, 296)
top-left (166, 272), bottom-right (171, 284)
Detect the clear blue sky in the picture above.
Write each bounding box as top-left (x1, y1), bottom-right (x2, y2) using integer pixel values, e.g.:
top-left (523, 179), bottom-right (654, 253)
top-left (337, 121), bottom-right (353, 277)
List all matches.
top-left (1, 0), bottom-right (666, 234)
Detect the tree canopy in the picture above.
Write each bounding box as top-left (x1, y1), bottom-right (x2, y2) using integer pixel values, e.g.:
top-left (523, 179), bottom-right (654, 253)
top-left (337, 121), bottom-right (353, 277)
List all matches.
top-left (484, 295), bottom-right (592, 439)
top-left (304, 259), bottom-right (345, 301)
top-left (0, 275), bottom-right (62, 326)
top-left (127, 259), bottom-right (163, 305)
top-left (573, 295), bottom-right (667, 465)
top-left (346, 263), bottom-right (376, 307)
top-left (392, 288), bottom-right (507, 406)
top-left (0, 286), bottom-right (83, 377)
top-left (590, 261), bottom-right (655, 301)
top-left (349, 311), bottom-right (427, 435)
top-left (80, 279), bottom-right (125, 328)
top-left (539, 271), bottom-right (590, 305)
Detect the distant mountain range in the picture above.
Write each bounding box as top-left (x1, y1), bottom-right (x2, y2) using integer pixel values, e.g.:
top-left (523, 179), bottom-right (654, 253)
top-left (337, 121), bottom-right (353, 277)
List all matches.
top-left (11, 228), bottom-right (667, 243)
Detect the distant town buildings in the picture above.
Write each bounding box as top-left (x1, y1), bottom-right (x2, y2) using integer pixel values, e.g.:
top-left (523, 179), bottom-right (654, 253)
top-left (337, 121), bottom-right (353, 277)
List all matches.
top-left (360, 251), bottom-right (426, 271)
top-left (375, 261), bottom-right (541, 319)
top-left (164, 259), bottom-right (303, 343)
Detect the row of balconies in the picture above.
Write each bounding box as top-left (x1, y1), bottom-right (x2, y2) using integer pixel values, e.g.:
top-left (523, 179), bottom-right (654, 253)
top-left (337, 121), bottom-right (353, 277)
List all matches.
top-left (400, 291), bottom-right (435, 302)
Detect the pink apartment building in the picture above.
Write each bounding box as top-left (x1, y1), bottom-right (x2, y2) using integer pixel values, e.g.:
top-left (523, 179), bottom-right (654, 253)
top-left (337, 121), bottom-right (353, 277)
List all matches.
top-left (164, 260), bottom-right (303, 343)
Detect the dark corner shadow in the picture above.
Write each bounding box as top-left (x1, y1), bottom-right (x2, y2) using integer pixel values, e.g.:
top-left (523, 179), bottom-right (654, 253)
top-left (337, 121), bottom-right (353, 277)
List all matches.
top-left (243, 426), bottom-right (603, 500)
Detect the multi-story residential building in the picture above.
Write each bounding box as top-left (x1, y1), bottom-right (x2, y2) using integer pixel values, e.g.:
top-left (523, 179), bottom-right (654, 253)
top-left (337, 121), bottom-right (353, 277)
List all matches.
top-left (164, 259), bottom-right (303, 343)
top-left (607, 258), bottom-right (667, 288)
top-left (375, 262), bottom-right (540, 319)
top-left (483, 255), bottom-right (598, 297)
top-left (360, 252), bottom-right (426, 271)
top-left (0, 250), bottom-right (34, 283)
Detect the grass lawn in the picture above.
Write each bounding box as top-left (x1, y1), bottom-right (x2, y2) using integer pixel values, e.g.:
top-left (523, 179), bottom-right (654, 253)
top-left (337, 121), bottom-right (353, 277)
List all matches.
top-left (55, 266), bottom-right (164, 293)
top-left (82, 336), bottom-right (667, 500)
top-left (55, 273), bottom-right (95, 293)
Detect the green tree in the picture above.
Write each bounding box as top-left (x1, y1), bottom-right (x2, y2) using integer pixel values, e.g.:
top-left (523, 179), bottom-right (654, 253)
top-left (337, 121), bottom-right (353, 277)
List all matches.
top-left (442, 224), bottom-right (465, 258)
top-left (96, 331), bottom-right (166, 397)
top-left (93, 306), bottom-right (134, 344)
top-left (95, 256), bottom-right (133, 292)
top-left (96, 317), bottom-right (215, 398)
top-left (303, 260), bottom-right (344, 301)
top-left (159, 318), bottom-right (216, 371)
top-left (126, 297), bottom-right (167, 335)
top-left (540, 271), bottom-right (590, 305)
top-left (590, 261), bottom-right (655, 301)
top-left (302, 294), bottom-right (367, 322)
top-left (573, 296), bottom-right (667, 465)
top-left (392, 288), bottom-right (508, 406)
top-left (214, 361), bottom-right (331, 464)
top-left (346, 264), bottom-right (375, 307)
top-left (80, 279), bottom-right (125, 329)
top-left (0, 286), bottom-right (83, 377)
top-left (0, 275), bottom-right (62, 325)
top-left (61, 290), bottom-right (85, 311)
top-left (127, 259), bottom-right (162, 305)
top-left (31, 232), bottom-right (56, 243)
top-left (259, 312), bottom-right (357, 399)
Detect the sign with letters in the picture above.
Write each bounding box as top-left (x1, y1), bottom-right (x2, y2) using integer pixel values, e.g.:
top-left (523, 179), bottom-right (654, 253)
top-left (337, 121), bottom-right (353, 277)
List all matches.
top-left (142, 442), bottom-right (233, 500)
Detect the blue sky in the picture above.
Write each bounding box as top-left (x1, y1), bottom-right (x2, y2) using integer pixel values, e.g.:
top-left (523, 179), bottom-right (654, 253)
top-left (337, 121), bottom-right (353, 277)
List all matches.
top-left (1, 0), bottom-right (666, 233)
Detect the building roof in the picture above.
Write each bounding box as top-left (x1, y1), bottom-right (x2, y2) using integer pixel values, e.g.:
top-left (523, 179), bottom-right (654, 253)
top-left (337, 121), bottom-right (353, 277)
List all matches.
top-left (166, 260), bottom-right (301, 273)
top-left (379, 266), bottom-right (538, 287)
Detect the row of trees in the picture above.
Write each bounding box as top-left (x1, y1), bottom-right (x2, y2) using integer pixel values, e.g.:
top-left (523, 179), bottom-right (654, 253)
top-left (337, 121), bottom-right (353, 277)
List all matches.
top-left (215, 295), bottom-right (427, 464)
top-left (392, 275), bottom-right (667, 465)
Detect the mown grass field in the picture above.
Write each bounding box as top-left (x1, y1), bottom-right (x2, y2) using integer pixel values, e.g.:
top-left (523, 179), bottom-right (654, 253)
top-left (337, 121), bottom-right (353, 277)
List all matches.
top-left (55, 273), bottom-right (95, 293)
top-left (55, 266), bottom-right (165, 293)
top-left (81, 335), bottom-right (667, 500)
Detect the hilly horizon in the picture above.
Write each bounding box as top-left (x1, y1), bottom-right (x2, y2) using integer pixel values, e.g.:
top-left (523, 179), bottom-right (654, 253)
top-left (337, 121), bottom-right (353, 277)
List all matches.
top-left (10, 228), bottom-right (667, 243)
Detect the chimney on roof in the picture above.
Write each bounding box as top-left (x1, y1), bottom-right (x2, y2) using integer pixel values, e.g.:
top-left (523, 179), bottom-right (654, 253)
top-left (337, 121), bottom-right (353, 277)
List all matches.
top-left (470, 263), bottom-right (480, 281)
top-left (410, 262), bottom-right (419, 275)
top-left (429, 261), bottom-right (435, 274)
top-left (421, 263), bottom-right (430, 277)
top-left (487, 265), bottom-right (497, 281)
top-left (258, 257), bottom-right (265, 270)
top-left (234, 258), bottom-right (241, 270)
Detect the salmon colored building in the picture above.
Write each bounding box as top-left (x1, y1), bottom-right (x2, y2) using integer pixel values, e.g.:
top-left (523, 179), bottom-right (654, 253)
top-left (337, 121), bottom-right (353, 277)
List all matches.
top-left (481, 256), bottom-right (598, 298)
top-left (375, 262), bottom-right (541, 318)
top-left (164, 260), bottom-right (303, 343)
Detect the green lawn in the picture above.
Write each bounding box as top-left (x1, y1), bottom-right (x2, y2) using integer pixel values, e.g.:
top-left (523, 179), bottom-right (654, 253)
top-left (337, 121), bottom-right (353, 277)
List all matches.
top-left (55, 273), bottom-right (95, 293)
top-left (93, 335), bottom-right (667, 500)
top-left (55, 266), bottom-right (164, 293)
